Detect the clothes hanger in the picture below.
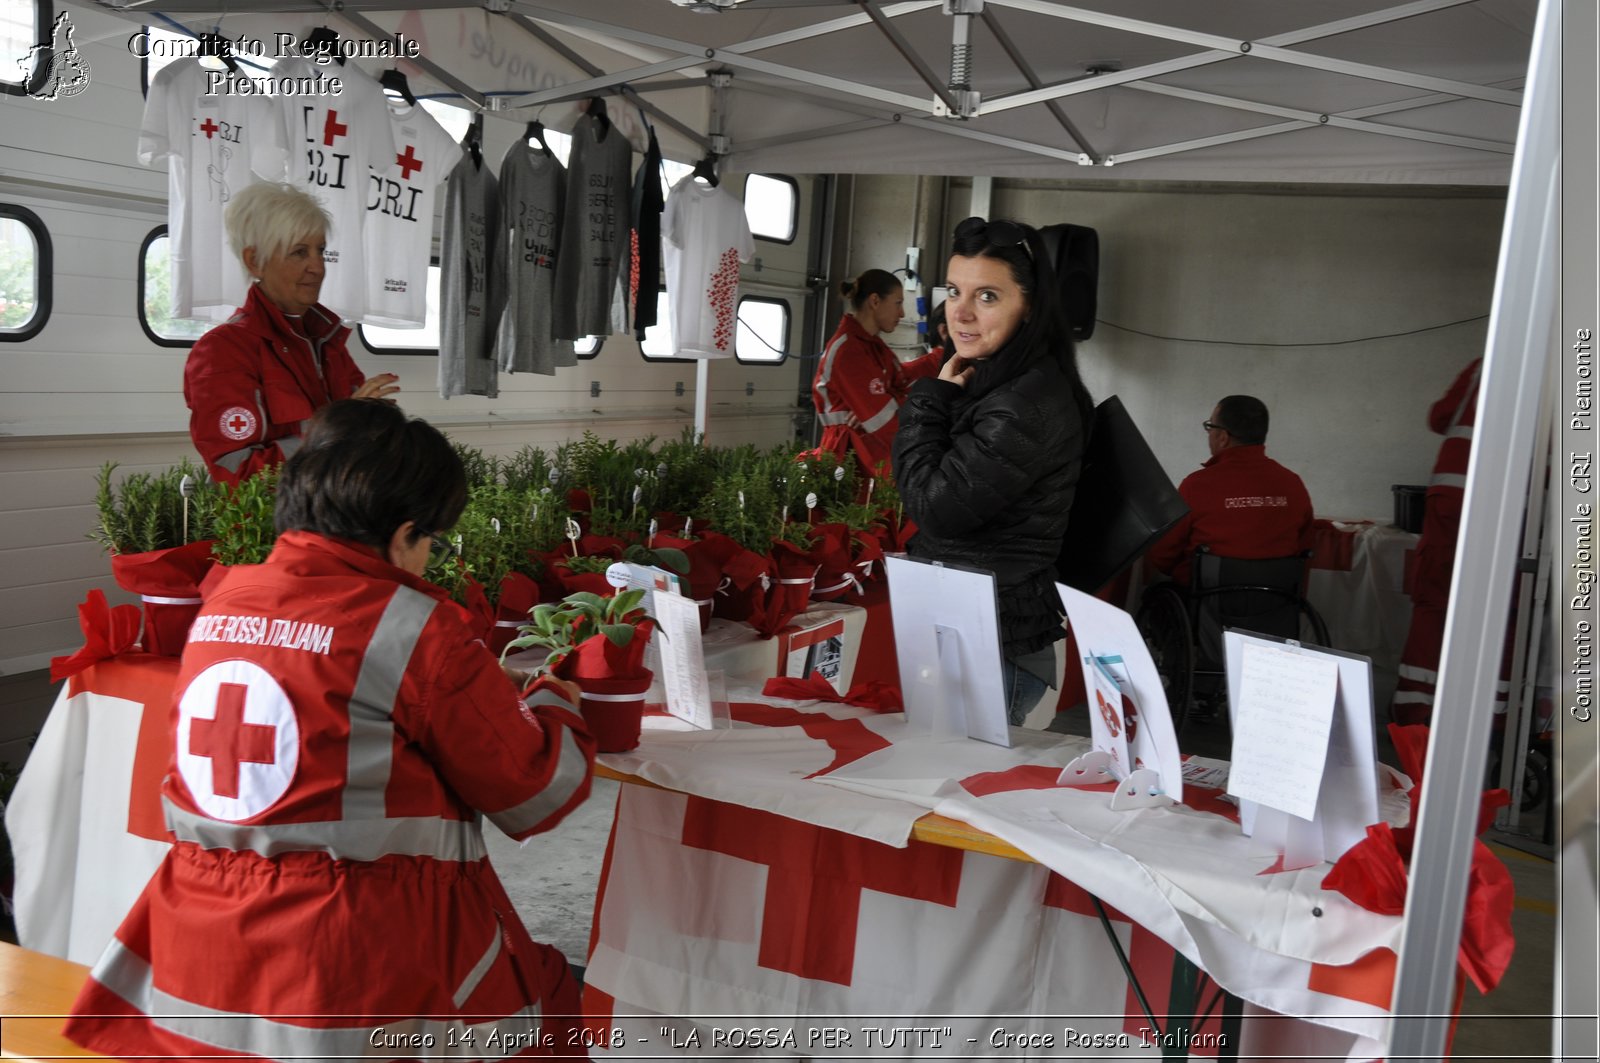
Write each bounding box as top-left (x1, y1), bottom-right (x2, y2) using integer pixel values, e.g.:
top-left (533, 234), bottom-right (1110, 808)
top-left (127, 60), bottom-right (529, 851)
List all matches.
top-left (197, 31), bottom-right (240, 74)
top-left (587, 95), bottom-right (609, 137)
top-left (464, 113), bottom-right (483, 169)
top-left (303, 26), bottom-right (344, 66)
top-left (526, 115), bottom-right (551, 156)
top-left (691, 152), bottom-right (720, 188)
top-left (379, 68), bottom-right (417, 107)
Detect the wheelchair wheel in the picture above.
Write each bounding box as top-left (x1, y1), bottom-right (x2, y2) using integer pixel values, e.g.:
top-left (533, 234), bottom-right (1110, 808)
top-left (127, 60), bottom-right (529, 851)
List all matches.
top-left (1135, 585), bottom-right (1195, 735)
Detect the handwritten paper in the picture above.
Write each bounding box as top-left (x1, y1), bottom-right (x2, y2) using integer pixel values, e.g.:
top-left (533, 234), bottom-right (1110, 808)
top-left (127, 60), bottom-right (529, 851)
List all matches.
top-left (652, 590), bottom-right (713, 730)
top-left (1226, 641), bottom-right (1339, 820)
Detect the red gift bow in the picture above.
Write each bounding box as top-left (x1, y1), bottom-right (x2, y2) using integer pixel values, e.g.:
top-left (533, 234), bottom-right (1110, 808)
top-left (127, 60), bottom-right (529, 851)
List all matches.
top-left (762, 672), bottom-right (904, 713)
top-left (50, 589), bottom-right (143, 681)
top-left (1321, 722), bottom-right (1516, 993)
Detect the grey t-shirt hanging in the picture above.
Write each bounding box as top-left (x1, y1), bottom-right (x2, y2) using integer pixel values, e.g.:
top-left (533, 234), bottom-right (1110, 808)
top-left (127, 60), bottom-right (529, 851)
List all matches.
top-left (439, 149), bottom-right (503, 398)
top-left (552, 115), bottom-right (633, 340)
top-left (497, 142), bottom-right (574, 375)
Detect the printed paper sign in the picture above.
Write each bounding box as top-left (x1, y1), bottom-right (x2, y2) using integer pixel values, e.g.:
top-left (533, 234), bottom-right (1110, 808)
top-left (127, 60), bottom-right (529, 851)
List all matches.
top-left (1226, 641), bottom-right (1339, 820)
top-left (652, 590), bottom-right (713, 730)
top-left (1085, 651), bottom-right (1133, 778)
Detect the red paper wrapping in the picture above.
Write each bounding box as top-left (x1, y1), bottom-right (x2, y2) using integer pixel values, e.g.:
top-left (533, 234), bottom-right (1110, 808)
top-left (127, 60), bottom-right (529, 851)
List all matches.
top-left (651, 532), bottom-right (724, 632)
top-left (769, 538), bottom-right (821, 619)
top-left (109, 540), bottom-right (217, 657)
top-left (851, 530), bottom-right (886, 588)
top-left (807, 524), bottom-right (860, 602)
top-left (487, 572), bottom-right (541, 656)
top-left (761, 673), bottom-right (903, 713)
top-left (1320, 723), bottom-right (1516, 993)
top-left (569, 671), bottom-right (653, 753)
top-left (552, 562), bottom-right (618, 599)
top-left (49, 589), bottom-right (144, 681)
top-left (710, 539), bottom-right (776, 625)
top-left (577, 534), bottom-right (626, 559)
top-left (553, 621), bottom-right (656, 682)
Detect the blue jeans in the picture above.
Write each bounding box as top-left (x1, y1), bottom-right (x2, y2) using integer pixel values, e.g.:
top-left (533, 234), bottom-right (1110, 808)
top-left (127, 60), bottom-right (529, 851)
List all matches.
top-left (1002, 659), bottom-right (1051, 727)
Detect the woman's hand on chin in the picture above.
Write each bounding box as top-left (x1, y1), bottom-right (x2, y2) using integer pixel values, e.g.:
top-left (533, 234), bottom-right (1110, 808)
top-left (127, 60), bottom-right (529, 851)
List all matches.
top-left (939, 354), bottom-right (976, 388)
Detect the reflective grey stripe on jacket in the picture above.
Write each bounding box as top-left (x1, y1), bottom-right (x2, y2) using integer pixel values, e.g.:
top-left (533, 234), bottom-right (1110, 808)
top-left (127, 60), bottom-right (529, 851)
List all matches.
top-left (1429, 472), bottom-right (1467, 488)
top-left (814, 334), bottom-right (848, 416)
top-left (859, 397), bottom-right (898, 434)
top-left (91, 937), bottom-right (544, 1061)
top-left (487, 726), bottom-right (588, 837)
top-left (346, 585), bottom-right (437, 820)
top-left (213, 447), bottom-right (257, 473)
top-left (166, 798), bottom-right (489, 861)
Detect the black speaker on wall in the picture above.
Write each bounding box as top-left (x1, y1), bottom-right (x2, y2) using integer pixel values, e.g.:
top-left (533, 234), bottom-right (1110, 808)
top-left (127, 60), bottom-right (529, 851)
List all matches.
top-left (1037, 223), bottom-right (1099, 342)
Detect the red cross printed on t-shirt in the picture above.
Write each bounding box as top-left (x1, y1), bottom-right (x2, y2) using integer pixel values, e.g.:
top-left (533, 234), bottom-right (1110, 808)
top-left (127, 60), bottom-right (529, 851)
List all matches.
top-left (189, 682), bottom-right (277, 799)
top-left (225, 412), bottom-right (251, 436)
top-left (681, 797), bottom-right (964, 985)
top-left (322, 109), bottom-right (348, 147)
top-left (199, 118), bottom-right (220, 139)
top-left (395, 144), bottom-right (423, 180)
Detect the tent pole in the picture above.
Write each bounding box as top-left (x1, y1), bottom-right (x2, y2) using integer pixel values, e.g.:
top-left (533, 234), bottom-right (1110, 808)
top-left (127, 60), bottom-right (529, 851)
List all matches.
top-left (1387, 0), bottom-right (1561, 1056)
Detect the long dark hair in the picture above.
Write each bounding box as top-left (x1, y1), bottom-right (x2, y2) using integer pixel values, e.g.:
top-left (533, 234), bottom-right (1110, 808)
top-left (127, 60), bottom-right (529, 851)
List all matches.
top-left (949, 217), bottom-right (1094, 423)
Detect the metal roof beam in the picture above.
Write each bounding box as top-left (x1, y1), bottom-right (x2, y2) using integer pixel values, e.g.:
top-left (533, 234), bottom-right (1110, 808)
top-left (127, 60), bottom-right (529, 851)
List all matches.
top-left (856, 0), bottom-right (959, 114)
top-left (1127, 81), bottom-right (1515, 155)
top-left (502, 13), bottom-right (708, 147)
top-left (978, 7), bottom-right (1099, 160)
top-left (338, 8), bottom-right (487, 108)
top-left (982, 0), bottom-right (1519, 113)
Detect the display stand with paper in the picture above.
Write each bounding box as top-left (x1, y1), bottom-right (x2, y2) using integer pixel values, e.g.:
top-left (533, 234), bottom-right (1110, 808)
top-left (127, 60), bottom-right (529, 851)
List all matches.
top-left (1054, 583), bottom-right (1184, 805)
top-left (646, 585), bottom-right (720, 731)
top-left (1223, 630), bottom-right (1380, 869)
top-left (885, 555), bottom-right (1011, 747)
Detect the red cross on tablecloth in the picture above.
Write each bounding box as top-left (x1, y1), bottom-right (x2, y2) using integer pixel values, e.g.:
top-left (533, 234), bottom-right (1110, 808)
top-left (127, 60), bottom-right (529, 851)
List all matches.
top-left (680, 796), bottom-right (964, 986)
top-left (728, 702), bottom-right (890, 777)
top-left (189, 682), bottom-right (277, 799)
top-left (395, 144), bottom-right (423, 179)
top-left (199, 118), bottom-right (220, 139)
top-left (225, 412), bottom-right (251, 436)
top-left (322, 110), bottom-right (348, 147)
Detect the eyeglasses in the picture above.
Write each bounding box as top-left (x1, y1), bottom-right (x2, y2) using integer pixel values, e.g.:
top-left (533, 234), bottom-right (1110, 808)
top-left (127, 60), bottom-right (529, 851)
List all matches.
top-left (1202, 420), bottom-right (1226, 433)
top-left (426, 534), bottom-right (458, 567)
top-left (954, 216), bottom-right (1033, 260)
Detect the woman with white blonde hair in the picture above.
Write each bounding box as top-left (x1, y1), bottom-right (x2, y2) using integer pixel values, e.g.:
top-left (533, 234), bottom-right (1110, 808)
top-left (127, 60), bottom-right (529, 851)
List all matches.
top-left (184, 181), bottom-right (399, 485)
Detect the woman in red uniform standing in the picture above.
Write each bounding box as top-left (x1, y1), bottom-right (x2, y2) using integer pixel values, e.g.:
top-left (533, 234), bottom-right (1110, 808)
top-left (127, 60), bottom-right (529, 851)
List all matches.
top-left (812, 269), bottom-right (940, 481)
top-left (185, 181), bottom-right (400, 485)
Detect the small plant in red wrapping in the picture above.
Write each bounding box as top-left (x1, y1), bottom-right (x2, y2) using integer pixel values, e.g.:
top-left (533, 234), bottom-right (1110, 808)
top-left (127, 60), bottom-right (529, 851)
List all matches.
top-left (552, 554), bottom-right (620, 597)
top-left (502, 589), bottom-right (658, 677)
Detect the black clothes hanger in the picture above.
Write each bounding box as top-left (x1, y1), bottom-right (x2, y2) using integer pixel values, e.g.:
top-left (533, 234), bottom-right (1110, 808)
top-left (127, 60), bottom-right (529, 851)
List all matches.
top-left (379, 68), bottom-right (417, 107)
top-left (303, 26), bottom-right (344, 66)
top-left (587, 95), bottom-right (610, 137)
top-left (197, 31), bottom-right (240, 74)
top-left (691, 153), bottom-right (720, 188)
top-left (464, 114), bottom-right (483, 169)
top-left (526, 118), bottom-right (551, 156)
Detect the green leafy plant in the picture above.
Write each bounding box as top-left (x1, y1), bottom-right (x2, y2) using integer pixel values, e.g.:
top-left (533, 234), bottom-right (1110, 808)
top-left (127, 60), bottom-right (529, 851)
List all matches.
top-left (623, 543), bottom-right (689, 575)
top-left (451, 483), bottom-right (561, 604)
top-left (501, 589), bottom-right (657, 672)
top-left (209, 466), bottom-right (280, 566)
top-left (559, 554), bottom-right (617, 576)
top-left (500, 445), bottom-right (553, 493)
top-left (453, 442), bottom-right (499, 490)
top-left (91, 459), bottom-right (219, 554)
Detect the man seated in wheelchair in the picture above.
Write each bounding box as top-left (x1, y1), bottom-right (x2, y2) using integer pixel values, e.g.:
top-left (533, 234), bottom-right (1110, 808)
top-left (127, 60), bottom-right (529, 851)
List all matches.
top-left (1145, 394), bottom-right (1314, 585)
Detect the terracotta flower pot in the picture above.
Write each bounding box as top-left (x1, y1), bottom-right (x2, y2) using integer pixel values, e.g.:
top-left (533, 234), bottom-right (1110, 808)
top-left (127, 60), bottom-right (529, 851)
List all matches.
top-left (576, 670), bottom-right (653, 753)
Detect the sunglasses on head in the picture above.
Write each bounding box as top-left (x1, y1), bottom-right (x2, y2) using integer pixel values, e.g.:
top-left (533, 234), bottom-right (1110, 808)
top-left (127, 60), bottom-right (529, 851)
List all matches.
top-left (954, 216), bottom-right (1033, 259)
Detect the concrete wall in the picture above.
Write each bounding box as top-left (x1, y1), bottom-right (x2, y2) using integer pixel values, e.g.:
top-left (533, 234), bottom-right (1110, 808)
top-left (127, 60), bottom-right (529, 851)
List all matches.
top-left (836, 174), bottom-right (1507, 522)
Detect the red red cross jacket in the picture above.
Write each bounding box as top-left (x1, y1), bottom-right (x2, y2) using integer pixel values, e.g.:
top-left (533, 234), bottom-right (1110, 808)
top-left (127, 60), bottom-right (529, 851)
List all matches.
top-left (65, 531), bottom-right (597, 1062)
top-left (812, 314), bottom-right (939, 481)
top-left (184, 284), bottom-right (366, 486)
top-left (1146, 444), bottom-right (1315, 586)
top-left (1428, 358), bottom-right (1480, 490)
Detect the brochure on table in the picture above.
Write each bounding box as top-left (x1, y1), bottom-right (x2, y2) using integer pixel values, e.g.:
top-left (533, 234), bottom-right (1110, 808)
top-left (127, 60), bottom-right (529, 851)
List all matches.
top-left (885, 555), bottom-right (1010, 748)
top-left (1054, 583), bottom-right (1184, 800)
top-left (1224, 629), bottom-right (1379, 868)
top-left (613, 565), bottom-right (716, 731)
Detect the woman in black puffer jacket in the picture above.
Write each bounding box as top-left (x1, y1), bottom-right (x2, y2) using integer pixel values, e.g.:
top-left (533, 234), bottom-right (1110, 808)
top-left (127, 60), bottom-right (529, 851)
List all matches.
top-left (892, 217), bottom-right (1094, 725)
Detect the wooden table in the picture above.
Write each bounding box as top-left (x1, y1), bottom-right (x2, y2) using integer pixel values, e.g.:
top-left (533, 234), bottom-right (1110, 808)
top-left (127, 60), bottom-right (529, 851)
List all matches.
top-left (0, 942), bottom-right (109, 1061)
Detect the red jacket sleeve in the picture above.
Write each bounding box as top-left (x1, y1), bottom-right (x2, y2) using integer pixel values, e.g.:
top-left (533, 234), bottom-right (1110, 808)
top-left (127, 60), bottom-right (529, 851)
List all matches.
top-left (1429, 359), bottom-right (1480, 435)
top-left (897, 349), bottom-right (943, 389)
top-left (815, 335), bottom-right (896, 429)
top-left (183, 329), bottom-right (292, 486)
top-left (409, 633), bottom-right (597, 842)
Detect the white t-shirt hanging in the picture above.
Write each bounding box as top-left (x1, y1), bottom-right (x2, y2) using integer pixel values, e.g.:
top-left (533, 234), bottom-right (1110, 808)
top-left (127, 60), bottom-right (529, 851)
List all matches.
top-left (139, 59), bottom-right (286, 320)
top-left (362, 100), bottom-right (461, 327)
top-left (265, 57), bottom-right (395, 321)
top-left (662, 178), bottom-right (754, 359)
